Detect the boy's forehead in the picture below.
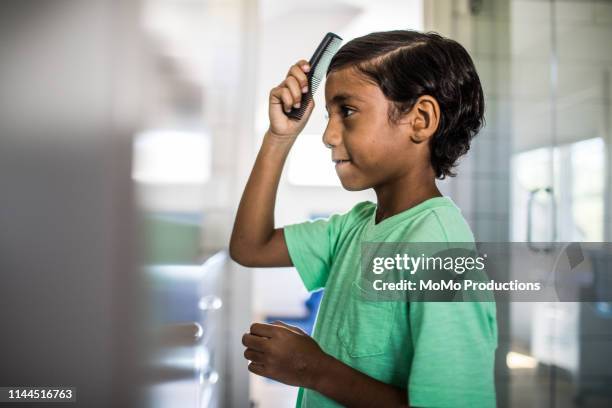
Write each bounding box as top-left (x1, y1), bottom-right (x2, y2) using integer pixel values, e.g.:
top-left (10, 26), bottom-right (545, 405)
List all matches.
top-left (325, 67), bottom-right (376, 104)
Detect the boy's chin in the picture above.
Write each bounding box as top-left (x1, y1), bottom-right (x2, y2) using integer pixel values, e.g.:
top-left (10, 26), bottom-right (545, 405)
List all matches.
top-left (338, 178), bottom-right (371, 192)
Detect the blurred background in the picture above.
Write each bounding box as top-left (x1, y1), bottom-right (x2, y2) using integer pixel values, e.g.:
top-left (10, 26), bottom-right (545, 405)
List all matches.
top-left (1, 0), bottom-right (611, 407)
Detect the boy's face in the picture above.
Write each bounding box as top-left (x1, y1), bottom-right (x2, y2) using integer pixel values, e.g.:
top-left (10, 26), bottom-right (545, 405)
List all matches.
top-left (323, 67), bottom-right (428, 191)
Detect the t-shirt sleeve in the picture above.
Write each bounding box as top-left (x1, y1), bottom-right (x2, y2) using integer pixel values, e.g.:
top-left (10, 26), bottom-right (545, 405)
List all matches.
top-left (407, 301), bottom-right (498, 408)
top-left (282, 212), bottom-right (346, 292)
top-left (283, 202), bottom-right (374, 292)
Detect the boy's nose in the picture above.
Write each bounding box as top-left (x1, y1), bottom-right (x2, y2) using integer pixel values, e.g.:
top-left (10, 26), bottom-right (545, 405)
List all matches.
top-left (322, 120), bottom-right (342, 148)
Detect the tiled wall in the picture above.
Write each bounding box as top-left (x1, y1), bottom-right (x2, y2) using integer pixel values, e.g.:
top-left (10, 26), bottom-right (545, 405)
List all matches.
top-left (428, 0), bottom-right (612, 242)
top-left (425, 0), bottom-right (512, 242)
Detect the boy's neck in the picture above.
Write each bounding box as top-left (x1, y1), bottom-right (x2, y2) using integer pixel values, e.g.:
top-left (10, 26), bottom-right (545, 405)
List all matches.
top-left (373, 170), bottom-right (441, 225)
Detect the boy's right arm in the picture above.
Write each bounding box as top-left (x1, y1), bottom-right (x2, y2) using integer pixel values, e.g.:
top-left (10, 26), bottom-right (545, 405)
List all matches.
top-left (229, 60), bottom-right (314, 267)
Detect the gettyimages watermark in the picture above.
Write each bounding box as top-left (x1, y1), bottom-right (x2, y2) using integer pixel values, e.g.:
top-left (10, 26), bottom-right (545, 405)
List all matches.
top-left (358, 242), bottom-right (612, 302)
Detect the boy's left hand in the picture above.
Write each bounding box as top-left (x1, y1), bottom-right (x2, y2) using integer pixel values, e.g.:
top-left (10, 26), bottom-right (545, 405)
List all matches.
top-left (242, 321), bottom-right (329, 388)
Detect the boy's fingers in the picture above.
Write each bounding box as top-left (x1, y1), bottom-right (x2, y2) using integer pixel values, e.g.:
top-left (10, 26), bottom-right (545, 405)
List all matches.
top-left (288, 60), bottom-right (310, 75)
top-left (247, 362), bottom-right (266, 376)
top-left (278, 87), bottom-right (294, 113)
top-left (285, 76), bottom-right (303, 108)
top-left (299, 59), bottom-right (311, 75)
top-left (244, 347), bottom-right (265, 363)
top-left (269, 85), bottom-right (285, 105)
top-left (271, 320), bottom-right (306, 335)
top-left (270, 320), bottom-right (288, 328)
top-left (249, 322), bottom-right (278, 338)
top-left (241, 332), bottom-right (269, 351)
top-left (288, 64), bottom-right (309, 91)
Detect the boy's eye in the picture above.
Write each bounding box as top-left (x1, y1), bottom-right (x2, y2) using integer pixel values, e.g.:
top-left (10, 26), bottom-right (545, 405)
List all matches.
top-left (341, 106), bottom-right (355, 118)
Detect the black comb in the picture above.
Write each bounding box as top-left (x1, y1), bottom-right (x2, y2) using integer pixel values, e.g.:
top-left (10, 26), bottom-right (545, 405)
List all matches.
top-left (286, 32), bottom-right (343, 120)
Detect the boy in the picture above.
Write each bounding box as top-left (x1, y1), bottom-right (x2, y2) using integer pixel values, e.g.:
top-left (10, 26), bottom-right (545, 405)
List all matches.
top-left (230, 30), bottom-right (497, 407)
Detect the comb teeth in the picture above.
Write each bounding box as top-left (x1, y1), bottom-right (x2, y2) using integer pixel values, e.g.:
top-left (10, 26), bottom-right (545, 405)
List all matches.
top-left (312, 38), bottom-right (342, 80)
top-left (286, 33), bottom-right (343, 120)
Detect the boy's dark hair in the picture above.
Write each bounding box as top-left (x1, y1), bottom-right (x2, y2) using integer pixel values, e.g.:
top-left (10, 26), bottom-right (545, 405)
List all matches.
top-left (327, 30), bottom-right (485, 179)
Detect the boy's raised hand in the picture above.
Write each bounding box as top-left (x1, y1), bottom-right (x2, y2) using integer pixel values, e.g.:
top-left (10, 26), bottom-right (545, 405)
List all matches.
top-left (268, 60), bottom-right (315, 143)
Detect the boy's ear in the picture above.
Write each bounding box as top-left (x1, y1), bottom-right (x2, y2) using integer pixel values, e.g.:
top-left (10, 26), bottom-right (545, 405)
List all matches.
top-left (402, 95), bottom-right (440, 144)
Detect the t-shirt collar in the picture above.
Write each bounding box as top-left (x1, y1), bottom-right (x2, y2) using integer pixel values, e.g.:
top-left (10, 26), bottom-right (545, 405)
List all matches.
top-left (364, 196), bottom-right (457, 239)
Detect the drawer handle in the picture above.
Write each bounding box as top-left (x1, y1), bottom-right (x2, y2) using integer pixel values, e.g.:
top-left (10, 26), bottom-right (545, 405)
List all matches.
top-left (155, 322), bottom-right (204, 347)
top-left (199, 295), bottom-right (222, 311)
top-left (200, 369), bottom-right (219, 386)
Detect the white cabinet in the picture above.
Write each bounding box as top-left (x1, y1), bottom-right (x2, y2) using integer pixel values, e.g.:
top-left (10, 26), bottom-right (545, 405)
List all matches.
top-left (144, 252), bottom-right (228, 408)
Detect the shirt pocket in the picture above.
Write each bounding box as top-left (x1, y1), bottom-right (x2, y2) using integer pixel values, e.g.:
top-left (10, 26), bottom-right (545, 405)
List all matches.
top-left (338, 280), bottom-right (397, 358)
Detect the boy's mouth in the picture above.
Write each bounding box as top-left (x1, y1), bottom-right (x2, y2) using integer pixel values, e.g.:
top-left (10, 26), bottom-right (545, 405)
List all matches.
top-left (333, 158), bottom-right (351, 165)
top-left (333, 159), bottom-right (351, 168)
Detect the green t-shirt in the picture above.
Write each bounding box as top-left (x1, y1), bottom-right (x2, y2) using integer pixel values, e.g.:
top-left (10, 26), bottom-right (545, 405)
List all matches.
top-left (283, 197), bottom-right (498, 407)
